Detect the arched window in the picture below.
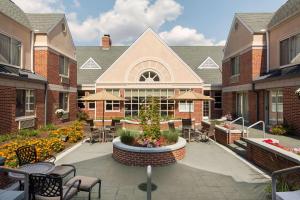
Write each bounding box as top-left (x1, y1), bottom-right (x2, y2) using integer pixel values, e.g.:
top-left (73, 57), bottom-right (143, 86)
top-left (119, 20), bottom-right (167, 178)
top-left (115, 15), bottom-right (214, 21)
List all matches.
top-left (139, 71), bottom-right (160, 82)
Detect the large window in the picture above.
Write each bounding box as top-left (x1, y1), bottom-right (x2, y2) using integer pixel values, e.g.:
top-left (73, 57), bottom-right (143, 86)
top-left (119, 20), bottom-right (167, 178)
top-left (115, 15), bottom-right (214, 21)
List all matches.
top-left (269, 90), bottom-right (283, 125)
top-left (16, 89), bottom-right (35, 117)
top-left (214, 91), bottom-right (222, 109)
top-left (125, 89), bottom-right (175, 117)
top-left (0, 33), bottom-right (21, 66)
top-left (59, 55), bottom-right (69, 77)
top-left (106, 89), bottom-right (120, 112)
top-left (231, 56), bottom-right (240, 76)
top-left (280, 33), bottom-right (300, 66)
top-left (59, 92), bottom-right (69, 111)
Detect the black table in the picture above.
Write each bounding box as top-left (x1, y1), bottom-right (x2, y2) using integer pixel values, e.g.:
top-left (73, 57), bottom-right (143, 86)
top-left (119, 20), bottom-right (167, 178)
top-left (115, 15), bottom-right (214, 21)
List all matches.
top-left (9, 162), bottom-right (55, 179)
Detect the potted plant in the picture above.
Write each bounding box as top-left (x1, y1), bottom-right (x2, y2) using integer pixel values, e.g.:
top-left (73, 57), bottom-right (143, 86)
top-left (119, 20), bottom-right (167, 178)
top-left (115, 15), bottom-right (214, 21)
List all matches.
top-left (295, 88), bottom-right (300, 99)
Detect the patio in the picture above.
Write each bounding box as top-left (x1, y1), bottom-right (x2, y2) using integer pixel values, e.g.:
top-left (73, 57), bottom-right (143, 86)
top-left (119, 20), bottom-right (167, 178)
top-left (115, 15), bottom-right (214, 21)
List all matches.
top-left (56, 141), bottom-right (270, 200)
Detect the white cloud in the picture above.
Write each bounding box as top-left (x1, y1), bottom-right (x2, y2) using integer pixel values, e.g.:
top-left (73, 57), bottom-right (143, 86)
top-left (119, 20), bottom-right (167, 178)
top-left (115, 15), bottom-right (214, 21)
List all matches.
top-left (159, 26), bottom-right (225, 46)
top-left (13, 0), bottom-right (64, 13)
top-left (73, 0), bottom-right (80, 8)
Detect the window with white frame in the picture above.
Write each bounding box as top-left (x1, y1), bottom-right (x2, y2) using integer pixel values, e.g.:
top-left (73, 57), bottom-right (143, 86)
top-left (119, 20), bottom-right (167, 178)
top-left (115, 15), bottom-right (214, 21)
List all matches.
top-left (16, 89), bottom-right (35, 117)
top-left (105, 89), bottom-right (120, 112)
top-left (139, 71), bottom-right (160, 82)
top-left (0, 33), bottom-right (21, 66)
top-left (280, 33), bottom-right (300, 66)
top-left (59, 55), bottom-right (69, 77)
top-left (269, 90), bottom-right (283, 125)
top-left (88, 102), bottom-right (95, 110)
top-left (231, 56), bottom-right (240, 76)
top-left (214, 91), bottom-right (222, 109)
top-left (178, 89), bottom-right (194, 112)
top-left (59, 92), bottom-right (69, 111)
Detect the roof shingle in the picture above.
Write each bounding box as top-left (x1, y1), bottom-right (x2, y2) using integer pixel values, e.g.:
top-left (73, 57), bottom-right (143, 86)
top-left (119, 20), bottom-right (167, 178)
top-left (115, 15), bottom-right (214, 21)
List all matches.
top-left (26, 13), bottom-right (64, 33)
top-left (236, 13), bottom-right (274, 33)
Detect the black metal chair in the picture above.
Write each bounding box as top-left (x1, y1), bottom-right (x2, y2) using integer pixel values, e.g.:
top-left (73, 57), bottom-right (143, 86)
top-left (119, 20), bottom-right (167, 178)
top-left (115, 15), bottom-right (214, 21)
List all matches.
top-left (29, 173), bottom-right (81, 200)
top-left (106, 122), bottom-right (122, 142)
top-left (86, 120), bottom-right (102, 143)
top-left (181, 119), bottom-right (195, 141)
top-left (168, 122), bottom-right (176, 133)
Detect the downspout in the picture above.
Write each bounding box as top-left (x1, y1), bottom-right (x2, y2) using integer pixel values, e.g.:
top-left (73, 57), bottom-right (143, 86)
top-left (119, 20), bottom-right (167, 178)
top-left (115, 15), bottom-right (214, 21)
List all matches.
top-left (30, 31), bottom-right (34, 73)
top-left (44, 82), bottom-right (48, 126)
top-left (266, 30), bottom-right (270, 73)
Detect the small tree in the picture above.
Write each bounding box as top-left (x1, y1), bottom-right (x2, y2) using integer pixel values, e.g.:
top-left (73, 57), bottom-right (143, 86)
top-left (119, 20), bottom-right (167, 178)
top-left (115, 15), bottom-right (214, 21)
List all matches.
top-left (140, 97), bottom-right (161, 139)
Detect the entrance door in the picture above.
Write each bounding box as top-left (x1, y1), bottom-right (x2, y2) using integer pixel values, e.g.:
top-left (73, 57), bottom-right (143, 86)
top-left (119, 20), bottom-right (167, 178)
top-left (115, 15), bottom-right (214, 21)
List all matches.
top-left (236, 92), bottom-right (248, 120)
top-left (203, 91), bottom-right (210, 120)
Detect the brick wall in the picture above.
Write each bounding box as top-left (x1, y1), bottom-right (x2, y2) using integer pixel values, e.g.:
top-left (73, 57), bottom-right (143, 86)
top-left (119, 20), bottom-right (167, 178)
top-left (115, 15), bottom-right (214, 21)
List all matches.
top-left (113, 146), bottom-right (186, 166)
top-left (283, 87), bottom-right (300, 135)
top-left (35, 89), bottom-right (46, 128)
top-left (0, 86), bottom-right (16, 134)
top-left (222, 92), bottom-right (236, 116)
top-left (210, 90), bottom-right (223, 119)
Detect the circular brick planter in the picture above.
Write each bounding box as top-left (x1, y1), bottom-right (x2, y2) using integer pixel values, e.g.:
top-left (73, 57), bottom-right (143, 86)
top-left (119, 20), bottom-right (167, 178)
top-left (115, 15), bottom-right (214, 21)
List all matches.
top-left (112, 137), bottom-right (186, 167)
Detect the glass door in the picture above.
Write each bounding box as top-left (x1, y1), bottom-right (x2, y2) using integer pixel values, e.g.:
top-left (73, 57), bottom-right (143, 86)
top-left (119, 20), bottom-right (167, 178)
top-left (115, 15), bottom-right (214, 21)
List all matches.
top-left (236, 92), bottom-right (248, 121)
top-left (203, 91), bottom-right (210, 120)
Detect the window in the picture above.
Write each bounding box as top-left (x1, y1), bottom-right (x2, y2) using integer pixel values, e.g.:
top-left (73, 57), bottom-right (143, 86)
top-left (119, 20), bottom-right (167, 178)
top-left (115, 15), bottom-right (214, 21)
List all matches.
top-left (280, 33), bottom-right (300, 66)
top-left (16, 89), bottom-right (35, 117)
top-left (105, 89), bottom-right (120, 112)
top-left (203, 91), bottom-right (210, 119)
top-left (59, 93), bottom-right (69, 111)
top-left (179, 101), bottom-right (194, 112)
top-left (88, 102), bottom-right (95, 110)
top-left (139, 71), bottom-right (160, 82)
top-left (0, 33), bottom-right (21, 66)
top-left (77, 90), bottom-right (85, 109)
top-left (124, 89), bottom-right (175, 117)
top-left (231, 56), bottom-right (240, 76)
top-left (269, 90), bottom-right (283, 125)
top-left (214, 91), bottom-right (222, 109)
top-left (59, 56), bottom-right (69, 76)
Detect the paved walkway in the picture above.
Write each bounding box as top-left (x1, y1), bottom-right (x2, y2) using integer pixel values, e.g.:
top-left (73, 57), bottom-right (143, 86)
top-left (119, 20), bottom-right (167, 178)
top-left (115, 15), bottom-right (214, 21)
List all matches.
top-left (56, 142), bottom-right (270, 200)
top-left (232, 123), bottom-right (300, 148)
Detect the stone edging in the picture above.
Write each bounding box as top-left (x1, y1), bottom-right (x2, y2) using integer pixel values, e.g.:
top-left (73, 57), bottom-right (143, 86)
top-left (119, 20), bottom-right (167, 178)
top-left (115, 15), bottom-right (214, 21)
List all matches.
top-left (244, 138), bottom-right (300, 164)
top-left (113, 137), bottom-right (186, 153)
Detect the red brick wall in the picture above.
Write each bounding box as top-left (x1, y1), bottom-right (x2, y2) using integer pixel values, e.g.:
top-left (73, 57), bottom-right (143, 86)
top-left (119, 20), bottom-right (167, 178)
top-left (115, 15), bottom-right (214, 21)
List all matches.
top-left (222, 92), bottom-right (236, 116)
top-left (283, 87), bottom-right (300, 135)
top-left (113, 146), bottom-right (185, 167)
top-left (0, 86), bottom-right (17, 134)
top-left (252, 49), bottom-right (267, 80)
top-left (35, 89), bottom-right (46, 128)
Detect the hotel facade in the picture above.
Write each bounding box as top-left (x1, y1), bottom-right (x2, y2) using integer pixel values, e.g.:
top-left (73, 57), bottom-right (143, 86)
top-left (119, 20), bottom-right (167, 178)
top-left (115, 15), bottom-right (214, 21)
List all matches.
top-left (77, 29), bottom-right (224, 124)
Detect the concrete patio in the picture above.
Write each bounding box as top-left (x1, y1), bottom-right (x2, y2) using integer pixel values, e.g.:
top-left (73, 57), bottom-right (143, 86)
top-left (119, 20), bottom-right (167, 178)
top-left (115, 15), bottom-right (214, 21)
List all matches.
top-left (56, 141), bottom-right (270, 200)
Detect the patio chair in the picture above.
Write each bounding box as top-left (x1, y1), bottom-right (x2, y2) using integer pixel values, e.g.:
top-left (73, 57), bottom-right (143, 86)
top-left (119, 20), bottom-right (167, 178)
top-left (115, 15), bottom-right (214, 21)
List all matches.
top-left (181, 119), bottom-right (195, 141)
top-left (105, 122), bottom-right (122, 142)
top-left (272, 166), bottom-right (300, 200)
top-left (168, 122), bottom-right (176, 133)
top-left (201, 123), bottom-right (216, 142)
top-left (29, 173), bottom-right (81, 200)
top-left (86, 120), bottom-right (102, 143)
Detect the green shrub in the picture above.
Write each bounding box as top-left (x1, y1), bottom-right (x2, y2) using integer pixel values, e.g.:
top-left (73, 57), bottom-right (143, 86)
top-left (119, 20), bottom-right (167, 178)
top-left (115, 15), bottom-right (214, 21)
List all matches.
top-left (269, 125), bottom-right (287, 135)
top-left (0, 134), bottom-right (15, 143)
top-left (162, 131), bottom-right (179, 144)
top-left (119, 130), bottom-right (136, 145)
top-left (39, 124), bottom-right (57, 132)
top-left (19, 129), bottom-right (39, 137)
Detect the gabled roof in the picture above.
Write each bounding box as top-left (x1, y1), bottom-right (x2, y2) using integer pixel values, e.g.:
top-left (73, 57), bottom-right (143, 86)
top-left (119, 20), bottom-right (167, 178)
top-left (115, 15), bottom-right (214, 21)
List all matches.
top-left (76, 46), bottom-right (223, 85)
top-left (236, 13), bottom-right (274, 33)
top-left (0, 0), bottom-right (31, 29)
top-left (26, 13), bottom-right (65, 33)
top-left (268, 0), bottom-right (300, 29)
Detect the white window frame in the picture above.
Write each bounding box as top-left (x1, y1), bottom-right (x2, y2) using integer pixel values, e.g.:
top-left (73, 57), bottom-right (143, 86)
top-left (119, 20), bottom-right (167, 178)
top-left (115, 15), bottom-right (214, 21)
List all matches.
top-left (279, 32), bottom-right (300, 66)
top-left (179, 101), bottom-right (194, 112)
top-left (16, 89), bottom-right (36, 118)
top-left (0, 31), bottom-right (22, 67)
top-left (59, 55), bottom-right (69, 77)
top-left (231, 56), bottom-right (240, 76)
top-left (88, 102), bottom-right (95, 110)
top-left (59, 92), bottom-right (69, 112)
top-left (105, 89), bottom-right (120, 112)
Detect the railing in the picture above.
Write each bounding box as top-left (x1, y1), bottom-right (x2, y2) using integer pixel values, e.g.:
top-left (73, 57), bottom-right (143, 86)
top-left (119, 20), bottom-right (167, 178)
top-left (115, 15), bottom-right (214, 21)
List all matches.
top-left (230, 117), bottom-right (245, 137)
top-left (246, 121), bottom-right (265, 138)
top-left (147, 165), bottom-right (152, 200)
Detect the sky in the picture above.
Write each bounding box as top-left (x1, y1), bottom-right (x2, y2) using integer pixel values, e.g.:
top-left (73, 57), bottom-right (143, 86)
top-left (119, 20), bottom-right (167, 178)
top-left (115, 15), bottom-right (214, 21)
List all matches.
top-left (13, 0), bottom-right (287, 46)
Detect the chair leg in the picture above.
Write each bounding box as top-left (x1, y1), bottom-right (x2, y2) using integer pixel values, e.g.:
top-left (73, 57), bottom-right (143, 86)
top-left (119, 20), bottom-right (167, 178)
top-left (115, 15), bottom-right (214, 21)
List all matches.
top-left (98, 180), bottom-right (101, 199)
top-left (89, 190), bottom-right (91, 200)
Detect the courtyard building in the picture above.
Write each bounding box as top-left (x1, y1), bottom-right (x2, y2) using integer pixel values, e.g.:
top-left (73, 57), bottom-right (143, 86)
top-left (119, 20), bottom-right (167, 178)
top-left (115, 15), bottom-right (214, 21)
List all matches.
top-left (0, 0), bottom-right (77, 134)
top-left (77, 29), bottom-right (223, 124)
top-left (222, 0), bottom-right (300, 134)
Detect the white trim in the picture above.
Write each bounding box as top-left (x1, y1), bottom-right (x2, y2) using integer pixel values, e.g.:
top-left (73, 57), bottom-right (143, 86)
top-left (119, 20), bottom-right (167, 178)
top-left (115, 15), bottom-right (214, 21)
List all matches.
top-left (48, 84), bottom-right (77, 92)
top-left (95, 83), bottom-right (204, 89)
top-left (77, 84), bottom-right (95, 90)
top-left (198, 57), bottom-right (220, 69)
top-left (96, 28), bottom-right (204, 84)
top-left (15, 115), bottom-right (36, 122)
top-left (80, 57), bottom-right (101, 69)
top-left (88, 102), bottom-right (95, 110)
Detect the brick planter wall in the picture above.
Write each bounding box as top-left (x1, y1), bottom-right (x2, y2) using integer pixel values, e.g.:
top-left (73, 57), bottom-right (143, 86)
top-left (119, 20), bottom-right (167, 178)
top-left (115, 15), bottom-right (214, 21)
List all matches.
top-left (245, 138), bottom-right (300, 173)
top-left (201, 121), bottom-right (242, 145)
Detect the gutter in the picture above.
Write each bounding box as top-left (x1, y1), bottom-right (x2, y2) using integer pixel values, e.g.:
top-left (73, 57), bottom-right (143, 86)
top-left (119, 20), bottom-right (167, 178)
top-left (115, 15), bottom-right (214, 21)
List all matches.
top-left (44, 82), bottom-right (48, 126)
top-left (266, 30), bottom-right (270, 73)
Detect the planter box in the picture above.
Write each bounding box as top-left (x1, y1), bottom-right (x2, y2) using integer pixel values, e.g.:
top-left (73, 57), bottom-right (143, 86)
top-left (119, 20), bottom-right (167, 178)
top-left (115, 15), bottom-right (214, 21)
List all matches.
top-left (201, 120), bottom-right (242, 146)
top-left (244, 138), bottom-right (300, 173)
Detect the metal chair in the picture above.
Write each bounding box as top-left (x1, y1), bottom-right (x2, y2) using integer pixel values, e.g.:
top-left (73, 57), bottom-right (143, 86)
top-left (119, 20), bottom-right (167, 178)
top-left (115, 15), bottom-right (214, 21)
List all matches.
top-left (181, 119), bottom-right (194, 142)
top-left (29, 173), bottom-right (81, 200)
top-left (203, 123), bottom-right (216, 142)
top-left (86, 120), bottom-right (102, 143)
top-left (168, 122), bottom-right (176, 133)
top-left (272, 166), bottom-right (300, 200)
top-left (105, 122), bottom-right (122, 142)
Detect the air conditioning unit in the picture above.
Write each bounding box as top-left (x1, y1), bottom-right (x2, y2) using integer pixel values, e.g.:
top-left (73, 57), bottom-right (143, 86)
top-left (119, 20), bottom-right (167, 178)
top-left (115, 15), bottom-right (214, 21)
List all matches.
top-left (19, 118), bottom-right (35, 129)
top-left (61, 76), bottom-right (69, 84)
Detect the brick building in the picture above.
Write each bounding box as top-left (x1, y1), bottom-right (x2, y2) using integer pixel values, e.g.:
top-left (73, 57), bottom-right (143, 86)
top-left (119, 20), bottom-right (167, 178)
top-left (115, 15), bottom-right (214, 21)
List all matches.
top-left (222, 0), bottom-right (300, 134)
top-left (0, 0), bottom-right (77, 134)
top-left (77, 29), bottom-right (223, 124)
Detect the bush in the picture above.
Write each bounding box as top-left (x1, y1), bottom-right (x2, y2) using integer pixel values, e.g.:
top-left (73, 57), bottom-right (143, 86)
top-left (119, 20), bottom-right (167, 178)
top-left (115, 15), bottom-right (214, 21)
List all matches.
top-left (19, 129), bottom-right (39, 137)
top-left (162, 131), bottom-right (179, 144)
top-left (77, 111), bottom-right (89, 121)
top-left (119, 130), bottom-right (136, 145)
top-left (39, 124), bottom-right (57, 132)
top-left (269, 125), bottom-right (287, 135)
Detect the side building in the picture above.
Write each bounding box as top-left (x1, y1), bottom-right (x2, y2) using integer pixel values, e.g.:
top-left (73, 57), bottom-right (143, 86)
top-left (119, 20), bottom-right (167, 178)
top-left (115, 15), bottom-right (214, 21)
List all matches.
top-left (77, 29), bottom-right (223, 123)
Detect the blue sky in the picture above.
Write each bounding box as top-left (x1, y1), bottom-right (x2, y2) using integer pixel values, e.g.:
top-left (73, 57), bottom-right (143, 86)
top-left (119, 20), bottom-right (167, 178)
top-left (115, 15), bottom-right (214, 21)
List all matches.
top-left (14, 0), bottom-right (287, 46)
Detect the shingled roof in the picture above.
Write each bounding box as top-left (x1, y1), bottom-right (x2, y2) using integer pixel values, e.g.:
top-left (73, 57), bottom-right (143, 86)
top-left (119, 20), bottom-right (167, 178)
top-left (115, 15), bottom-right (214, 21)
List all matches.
top-left (76, 46), bottom-right (223, 85)
top-left (26, 13), bottom-right (65, 33)
top-left (236, 13), bottom-right (274, 33)
top-left (0, 0), bottom-right (31, 29)
top-left (268, 0), bottom-right (300, 29)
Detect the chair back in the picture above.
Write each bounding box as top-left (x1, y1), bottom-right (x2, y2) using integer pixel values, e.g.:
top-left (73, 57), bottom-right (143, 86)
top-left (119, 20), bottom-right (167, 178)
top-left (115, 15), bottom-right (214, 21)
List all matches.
top-left (16, 145), bottom-right (37, 166)
top-left (208, 123), bottom-right (216, 136)
top-left (168, 122), bottom-right (176, 132)
top-left (29, 173), bottom-right (63, 200)
top-left (112, 119), bottom-right (121, 127)
top-left (115, 122), bottom-right (122, 131)
top-left (182, 119), bottom-right (192, 129)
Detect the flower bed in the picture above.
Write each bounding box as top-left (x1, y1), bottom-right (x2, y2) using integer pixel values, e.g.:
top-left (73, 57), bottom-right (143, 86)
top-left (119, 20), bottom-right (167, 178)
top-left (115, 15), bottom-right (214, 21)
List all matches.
top-left (0, 121), bottom-right (84, 167)
top-left (113, 136), bottom-right (186, 166)
top-left (263, 139), bottom-right (300, 156)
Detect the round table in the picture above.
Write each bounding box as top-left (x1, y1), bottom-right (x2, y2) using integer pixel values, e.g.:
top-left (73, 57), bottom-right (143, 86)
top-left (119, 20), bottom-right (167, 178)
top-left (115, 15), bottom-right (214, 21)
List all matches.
top-left (9, 162), bottom-right (55, 179)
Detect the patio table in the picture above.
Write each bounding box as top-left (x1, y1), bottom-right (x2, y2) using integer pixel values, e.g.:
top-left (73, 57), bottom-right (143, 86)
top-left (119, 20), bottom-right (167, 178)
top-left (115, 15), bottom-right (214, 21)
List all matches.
top-left (9, 162), bottom-right (55, 179)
